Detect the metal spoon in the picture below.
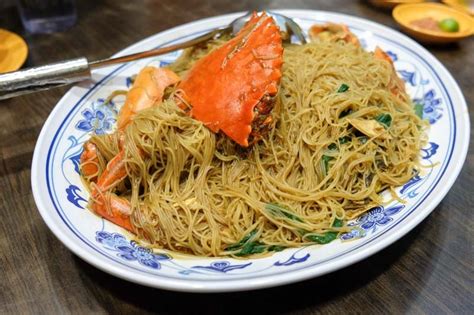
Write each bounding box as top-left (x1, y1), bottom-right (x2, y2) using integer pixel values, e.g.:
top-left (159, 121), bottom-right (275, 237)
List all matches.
top-left (0, 11), bottom-right (306, 100)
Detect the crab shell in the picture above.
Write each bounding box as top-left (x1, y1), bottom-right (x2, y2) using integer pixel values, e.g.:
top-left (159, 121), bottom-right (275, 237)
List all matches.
top-left (178, 12), bottom-right (283, 147)
top-left (309, 23), bottom-right (360, 46)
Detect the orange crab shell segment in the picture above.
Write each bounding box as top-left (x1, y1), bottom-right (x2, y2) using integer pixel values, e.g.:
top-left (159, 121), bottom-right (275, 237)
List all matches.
top-left (309, 23), bottom-right (360, 46)
top-left (374, 46), bottom-right (407, 101)
top-left (178, 12), bottom-right (283, 147)
top-left (117, 67), bottom-right (180, 130)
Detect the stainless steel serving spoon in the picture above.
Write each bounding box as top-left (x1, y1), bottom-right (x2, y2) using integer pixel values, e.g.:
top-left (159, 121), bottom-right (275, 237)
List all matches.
top-left (0, 11), bottom-right (306, 100)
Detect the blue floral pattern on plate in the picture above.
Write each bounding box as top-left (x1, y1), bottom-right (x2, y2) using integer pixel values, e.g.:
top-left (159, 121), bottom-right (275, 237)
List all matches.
top-left (274, 252), bottom-right (310, 266)
top-left (340, 205), bottom-right (404, 240)
top-left (76, 108), bottom-right (115, 135)
top-left (191, 261), bottom-right (252, 273)
top-left (400, 175), bottom-right (422, 194)
top-left (421, 142), bottom-right (439, 160)
top-left (414, 90), bottom-right (442, 124)
top-left (386, 50), bottom-right (397, 61)
top-left (75, 98), bottom-right (118, 134)
top-left (399, 70), bottom-right (416, 86)
top-left (358, 205), bottom-right (404, 232)
top-left (65, 184), bottom-right (87, 209)
top-left (68, 149), bottom-right (83, 175)
top-left (96, 231), bottom-right (170, 269)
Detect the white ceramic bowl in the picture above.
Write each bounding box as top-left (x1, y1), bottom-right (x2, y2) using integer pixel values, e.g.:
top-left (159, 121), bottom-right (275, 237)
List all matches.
top-left (31, 10), bottom-right (470, 292)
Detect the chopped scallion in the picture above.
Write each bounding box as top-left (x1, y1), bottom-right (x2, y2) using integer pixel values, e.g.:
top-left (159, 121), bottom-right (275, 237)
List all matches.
top-left (225, 230), bottom-right (257, 251)
top-left (375, 113), bottom-right (392, 128)
top-left (303, 218), bottom-right (344, 244)
top-left (322, 155), bottom-right (333, 176)
top-left (265, 203), bottom-right (304, 223)
top-left (337, 83), bottom-right (349, 93)
top-left (414, 103), bottom-right (424, 119)
top-left (225, 229), bottom-right (287, 256)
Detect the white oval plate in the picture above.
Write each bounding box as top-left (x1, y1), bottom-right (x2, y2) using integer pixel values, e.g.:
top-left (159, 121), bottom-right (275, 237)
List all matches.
top-left (31, 10), bottom-right (469, 292)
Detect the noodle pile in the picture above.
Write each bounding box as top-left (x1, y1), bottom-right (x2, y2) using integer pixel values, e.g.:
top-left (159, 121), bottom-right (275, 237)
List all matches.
top-left (82, 40), bottom-right (425, 257)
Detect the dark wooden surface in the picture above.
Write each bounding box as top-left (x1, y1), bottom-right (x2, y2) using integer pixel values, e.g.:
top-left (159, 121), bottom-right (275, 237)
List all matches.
top-left (0, 1), bottom-right (472, 314)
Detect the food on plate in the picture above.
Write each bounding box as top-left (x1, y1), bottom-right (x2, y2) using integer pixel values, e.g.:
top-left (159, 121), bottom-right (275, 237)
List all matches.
top-left (309, 22), bottom-right (360, 46)
top-left (438, 18), bottom-right (460, 32)
top-left (410, 17), bottom-right (460, 32)
top-left (80, 13), bottom-right (426, 257)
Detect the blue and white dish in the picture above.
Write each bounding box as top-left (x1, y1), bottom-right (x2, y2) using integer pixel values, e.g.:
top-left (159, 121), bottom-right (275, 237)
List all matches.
top-left (31, 10), bottom-right (470, 292)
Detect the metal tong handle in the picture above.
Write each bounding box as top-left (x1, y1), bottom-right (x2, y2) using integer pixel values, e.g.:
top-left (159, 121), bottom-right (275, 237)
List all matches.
top-left (0, 27), bottom-right (227, 101)
top-left (0, 58), bottom-right (91, 100)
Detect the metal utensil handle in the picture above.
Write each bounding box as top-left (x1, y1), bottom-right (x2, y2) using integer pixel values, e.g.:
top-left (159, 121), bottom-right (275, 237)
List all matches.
top-left (0, 57), bottom-right (90, 100)
top-left (0, 26), bottom-right (232, 101)
top-left (90, 27), bottom-right (228, 69)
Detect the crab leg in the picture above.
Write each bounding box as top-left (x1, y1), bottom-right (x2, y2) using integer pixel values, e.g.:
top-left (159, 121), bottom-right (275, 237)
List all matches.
top-left (92, 194), bottom-right (133, 231)
top-left (117, 67), bottom-right (180, 129)
top-left (80, 66), bottom-right (180, 231)
top-left (309, 23), bottom-right (360, 46)
top-left (374, 46), bottom-right (407, 100)
top-left (80, 67), bottom-right (179, 180)
top-left (89, 149), bottom-right (133, 232)
top-left (80, 142), bottom-right (100, 182)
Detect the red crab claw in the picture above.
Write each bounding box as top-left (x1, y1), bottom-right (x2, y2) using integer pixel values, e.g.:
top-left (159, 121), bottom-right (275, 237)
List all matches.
top-left (178, 12), bottom-right (283, 147)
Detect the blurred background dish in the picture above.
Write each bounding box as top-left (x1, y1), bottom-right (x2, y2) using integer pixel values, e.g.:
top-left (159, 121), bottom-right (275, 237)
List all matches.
top-left (442, 0), bottom-right (474, 16)
top-left (393, 3), bottom-right (474, 43)
top-left (0, 28), bottom-right (28, 73)
top-left (368, 0), bottom-right (425, 9)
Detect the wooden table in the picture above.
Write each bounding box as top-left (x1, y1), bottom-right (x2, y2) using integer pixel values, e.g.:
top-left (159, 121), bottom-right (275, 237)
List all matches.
top-left (1, 1), bottom-right (472, 313)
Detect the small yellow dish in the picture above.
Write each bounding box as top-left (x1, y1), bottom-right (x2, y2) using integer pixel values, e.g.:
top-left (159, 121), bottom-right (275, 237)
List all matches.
top-left (0, 29), bottom-right (28, 74)
top-left (393, 3), bottom-right (474, 43)
top-left (442, 0), bottom-right (474, 16)
top-left (368, 0), bottom-right (425, 10)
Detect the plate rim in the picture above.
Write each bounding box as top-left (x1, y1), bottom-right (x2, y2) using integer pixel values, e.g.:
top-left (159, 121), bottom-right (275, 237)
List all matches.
top-left (31, 9), bottom-right (470, 292)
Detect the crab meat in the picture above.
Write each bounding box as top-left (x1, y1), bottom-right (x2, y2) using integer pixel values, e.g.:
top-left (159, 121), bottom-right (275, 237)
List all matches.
top-left (348, 118), bottom-right (391, 140)
top-left (178, 12), bottom-right (283, 147)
